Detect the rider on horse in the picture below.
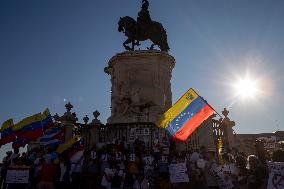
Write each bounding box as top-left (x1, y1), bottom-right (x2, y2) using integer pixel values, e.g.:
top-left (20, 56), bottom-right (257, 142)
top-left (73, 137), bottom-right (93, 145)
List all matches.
top-left (137, 0), bottom-right (152, 31)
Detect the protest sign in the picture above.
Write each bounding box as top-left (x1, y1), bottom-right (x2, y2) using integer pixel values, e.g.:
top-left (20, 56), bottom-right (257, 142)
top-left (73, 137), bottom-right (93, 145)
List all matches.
top-left (169, 162), bottom-right (189, 183)
top-left (6, 167), bottom-right (30, 184)
top-left (215, 167), bottom-right (234, 189)
top-left (267, 161), bottom-right (284, 189)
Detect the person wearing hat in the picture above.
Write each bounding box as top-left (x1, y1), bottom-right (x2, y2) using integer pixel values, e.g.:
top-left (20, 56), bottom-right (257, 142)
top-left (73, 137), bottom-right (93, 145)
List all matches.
top-left (204, 148), bottom-right (219, 189)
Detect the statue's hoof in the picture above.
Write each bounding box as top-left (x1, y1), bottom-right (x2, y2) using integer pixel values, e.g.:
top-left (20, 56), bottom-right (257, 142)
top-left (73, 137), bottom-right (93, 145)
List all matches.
top-left (125, 46), bottom-right (132, 51)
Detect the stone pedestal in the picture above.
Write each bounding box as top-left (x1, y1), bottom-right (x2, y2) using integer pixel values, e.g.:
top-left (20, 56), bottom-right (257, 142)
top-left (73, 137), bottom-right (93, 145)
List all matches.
top-left (106, 50), bottom-right (175, 124)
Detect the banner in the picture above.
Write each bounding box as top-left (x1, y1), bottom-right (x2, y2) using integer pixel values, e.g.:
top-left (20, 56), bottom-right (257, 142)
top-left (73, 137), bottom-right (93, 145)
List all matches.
top-left (267, 161), bottom-right (284, 189)
top-left (6, 167), bottom-right (30, 184)
top-left (169, 162), bottom-right (189, 183)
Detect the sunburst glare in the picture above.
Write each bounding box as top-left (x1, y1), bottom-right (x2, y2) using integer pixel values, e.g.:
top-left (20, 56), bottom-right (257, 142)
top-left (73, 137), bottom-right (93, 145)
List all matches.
top-left (233, 77), bottom-right (259, 99)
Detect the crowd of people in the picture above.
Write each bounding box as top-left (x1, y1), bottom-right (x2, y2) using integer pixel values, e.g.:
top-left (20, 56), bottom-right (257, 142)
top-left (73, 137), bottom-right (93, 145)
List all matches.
top-left (0, 138), bottom-right (283, 189)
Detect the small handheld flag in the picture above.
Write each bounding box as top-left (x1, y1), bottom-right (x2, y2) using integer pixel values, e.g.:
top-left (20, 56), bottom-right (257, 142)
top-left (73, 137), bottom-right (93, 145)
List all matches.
top-left (157, 88), bottom-right (215, 142)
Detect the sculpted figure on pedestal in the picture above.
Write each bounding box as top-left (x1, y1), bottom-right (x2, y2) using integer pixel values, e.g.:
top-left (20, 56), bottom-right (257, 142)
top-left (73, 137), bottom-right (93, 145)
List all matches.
top-left (118, 0), bottom-right (169, 51)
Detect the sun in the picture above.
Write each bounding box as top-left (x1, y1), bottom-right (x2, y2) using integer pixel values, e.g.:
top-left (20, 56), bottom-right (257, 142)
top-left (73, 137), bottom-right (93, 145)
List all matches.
top-left (233, 77), bottom-right (259, 99)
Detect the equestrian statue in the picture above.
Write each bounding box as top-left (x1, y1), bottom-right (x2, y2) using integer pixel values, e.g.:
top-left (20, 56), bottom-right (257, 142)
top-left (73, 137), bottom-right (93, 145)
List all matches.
top-left (118, 0), bottom-right (170, 52)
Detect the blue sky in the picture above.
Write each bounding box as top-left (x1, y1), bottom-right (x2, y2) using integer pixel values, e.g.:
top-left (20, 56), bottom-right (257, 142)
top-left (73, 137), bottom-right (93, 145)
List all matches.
top-left (1, 0), bottom-right (284, 155)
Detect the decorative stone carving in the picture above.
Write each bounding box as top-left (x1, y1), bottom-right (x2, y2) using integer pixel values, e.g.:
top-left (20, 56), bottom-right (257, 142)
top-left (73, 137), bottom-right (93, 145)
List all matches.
top-left (220, 108), bottom-right (236, 151)
top-left (106, 50), bottom-right (175, 124)
top-left (55, 102), bottom-right (77, 142)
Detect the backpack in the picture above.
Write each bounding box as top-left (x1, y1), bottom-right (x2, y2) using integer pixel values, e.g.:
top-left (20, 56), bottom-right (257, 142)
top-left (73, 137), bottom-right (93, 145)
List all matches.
top-left (111, 170), bottom-right (121, 188)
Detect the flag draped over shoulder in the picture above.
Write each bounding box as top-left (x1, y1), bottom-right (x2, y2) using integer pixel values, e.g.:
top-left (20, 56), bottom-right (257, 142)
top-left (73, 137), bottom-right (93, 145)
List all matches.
top-left (157, 88), bottom-right (215, 142)
top-left (0, 119), bottom-right (16, 146)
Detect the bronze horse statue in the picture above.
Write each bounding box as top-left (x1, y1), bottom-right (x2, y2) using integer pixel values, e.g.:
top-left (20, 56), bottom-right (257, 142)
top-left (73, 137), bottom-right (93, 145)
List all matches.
top-left (118, 16), bottom-right (170, 52)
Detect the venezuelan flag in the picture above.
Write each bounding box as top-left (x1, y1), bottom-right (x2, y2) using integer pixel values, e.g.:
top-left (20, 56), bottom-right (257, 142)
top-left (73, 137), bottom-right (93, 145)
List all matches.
top-left (13, 113), bottom-right (43, 140)
top-left (157, 88), bottom-right (215, 142)
top-left (12, 138), bottom-right (29, 148)
top-left (41, 109), bottom-right (55, 130)
top-left (13, 108), bottom-right (54, 142)
top-left (39, 125), bottom-right (64, 148)
top-left (56, 135), bottom-right (81, 154)
top-left (0, 119), bottom-right (16, 146)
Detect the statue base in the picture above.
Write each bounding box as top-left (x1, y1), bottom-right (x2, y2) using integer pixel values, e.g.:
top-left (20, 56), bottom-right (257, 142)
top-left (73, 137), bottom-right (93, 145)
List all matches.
top-left (105, 50), bottom-right (175, 124)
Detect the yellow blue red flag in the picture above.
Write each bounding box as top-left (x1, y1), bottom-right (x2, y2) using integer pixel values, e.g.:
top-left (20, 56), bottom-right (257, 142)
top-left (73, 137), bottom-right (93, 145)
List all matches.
top-left (12, 108), bottom-right (54, 147)
top-left (157, 88), bottom-right (215, 142)
top-left (0, 119), bottom-right (16, 146)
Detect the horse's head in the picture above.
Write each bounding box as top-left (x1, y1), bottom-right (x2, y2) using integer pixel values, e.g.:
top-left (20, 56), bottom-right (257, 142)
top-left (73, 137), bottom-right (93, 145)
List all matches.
top-left (118, 16), bottom-right (136, 33)
top-left (118, 17), bottom-right (125, 33)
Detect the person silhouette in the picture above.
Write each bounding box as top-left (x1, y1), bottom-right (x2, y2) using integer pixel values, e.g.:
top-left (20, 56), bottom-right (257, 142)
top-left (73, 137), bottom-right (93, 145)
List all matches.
top-left (137, 0), bottom-right (152, 30)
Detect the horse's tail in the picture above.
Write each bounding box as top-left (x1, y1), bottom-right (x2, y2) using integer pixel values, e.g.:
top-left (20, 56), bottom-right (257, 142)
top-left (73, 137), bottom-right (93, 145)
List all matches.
top-left (152, 21), bottom-right (170, 51)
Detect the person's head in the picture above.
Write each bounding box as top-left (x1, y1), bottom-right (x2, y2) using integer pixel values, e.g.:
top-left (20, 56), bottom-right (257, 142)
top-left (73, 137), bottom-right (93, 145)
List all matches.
top-left (205, 151), bottom-right (215, 160)
top-left (13, 148), bottom-right (19, 154)
top-left (231, 147), bottom-right (238, 156)
top-left (255, 140), bottom-right (265, 154)
top-left (272, 150), bottom-right (284, 162)
top-left (235, 155), bottom-right (247, 169)
top-left (141, 0), bottom-right (149, 10)
top-left (200, 146), bottom-right (206, 154)
top-left (247, 155), bottom-right (259, 170)
top-left (6, 151), bottom-right (12, 157)
top-left (222, 153), bottom-right (230, 163)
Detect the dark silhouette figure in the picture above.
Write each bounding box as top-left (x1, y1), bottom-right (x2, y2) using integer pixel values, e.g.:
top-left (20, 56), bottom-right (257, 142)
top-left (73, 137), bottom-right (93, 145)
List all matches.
top-left (118, 0), bottom-right (170, 52)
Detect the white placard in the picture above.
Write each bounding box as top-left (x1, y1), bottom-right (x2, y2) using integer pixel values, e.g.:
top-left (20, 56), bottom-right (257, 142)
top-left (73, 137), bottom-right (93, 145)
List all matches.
top-left (215, 167), bottom-right (234, 189)
top-left (170, 173), bottom-right (189, 183)
top-left (169, 162), bottom-right (187, 173)
top-left (169, 163), bottom-right (189, 183)
top-left (6, 169), bottom-right (29, 184)
top-left (267, 161), bottom-right (284, 189)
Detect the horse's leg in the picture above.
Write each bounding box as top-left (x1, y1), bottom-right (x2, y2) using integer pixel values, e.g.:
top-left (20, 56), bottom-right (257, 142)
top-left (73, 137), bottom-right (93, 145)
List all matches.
top-left (123, 38), bottom-right (133, 51)
top-left (147, 44), bottom-right (155, 50)
top-left (135, 40), bottom-right (140, 46)
top-left (131, 40), bottom-right (135, 51)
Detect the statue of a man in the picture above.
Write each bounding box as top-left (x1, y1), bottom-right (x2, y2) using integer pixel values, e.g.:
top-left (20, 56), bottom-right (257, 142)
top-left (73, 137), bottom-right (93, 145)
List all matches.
top-left (137, 0), bottom-right (152, 29)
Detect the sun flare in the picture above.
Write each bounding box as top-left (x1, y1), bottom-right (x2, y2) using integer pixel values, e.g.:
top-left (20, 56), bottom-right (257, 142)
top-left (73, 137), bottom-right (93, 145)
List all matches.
top-left (234, 77), bottom-right (259, 99)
